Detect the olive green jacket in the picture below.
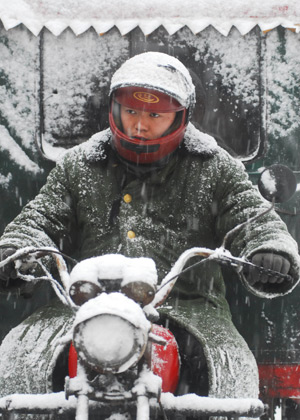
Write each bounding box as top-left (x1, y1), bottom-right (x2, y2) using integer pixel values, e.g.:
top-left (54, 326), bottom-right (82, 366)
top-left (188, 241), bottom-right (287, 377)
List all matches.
top-left (0, 123), bottom-right (299, 406)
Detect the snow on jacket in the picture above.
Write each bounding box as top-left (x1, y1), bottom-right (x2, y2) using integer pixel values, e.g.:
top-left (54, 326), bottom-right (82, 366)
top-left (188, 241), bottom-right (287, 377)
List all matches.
top-left (0, 123), bottom-right (299, 406)
top-left (1, 122), bottom-right (299, 296)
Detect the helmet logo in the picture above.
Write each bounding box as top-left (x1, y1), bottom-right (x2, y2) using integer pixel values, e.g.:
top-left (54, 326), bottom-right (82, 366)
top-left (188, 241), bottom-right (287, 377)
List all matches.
top-left (133, 92), bottom-right (159, 104)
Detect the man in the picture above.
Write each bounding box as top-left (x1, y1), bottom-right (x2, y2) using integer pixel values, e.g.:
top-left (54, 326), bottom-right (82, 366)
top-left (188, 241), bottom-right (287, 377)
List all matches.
top-left (0, 52), bottom-right (299, 406)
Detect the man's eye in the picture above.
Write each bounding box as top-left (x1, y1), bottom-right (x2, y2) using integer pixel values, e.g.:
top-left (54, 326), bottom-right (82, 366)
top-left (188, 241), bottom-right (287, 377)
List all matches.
top-left (150, 113), bottom-right (160, 118)
top-left (126, 109), bottom-right (136, 115)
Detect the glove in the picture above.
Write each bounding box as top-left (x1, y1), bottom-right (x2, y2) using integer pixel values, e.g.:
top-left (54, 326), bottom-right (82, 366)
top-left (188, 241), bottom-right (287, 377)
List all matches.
top-left (246, 253), bottom-right (291, 286)
top-left (0, 247), bottom-right (18, 282)
top-left (0, 248), bottom-right (39, 297)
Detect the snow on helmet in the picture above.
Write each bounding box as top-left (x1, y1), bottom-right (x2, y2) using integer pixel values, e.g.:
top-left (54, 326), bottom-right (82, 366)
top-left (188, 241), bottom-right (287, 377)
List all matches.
top-left (109, 52), bottom-right (195, 165)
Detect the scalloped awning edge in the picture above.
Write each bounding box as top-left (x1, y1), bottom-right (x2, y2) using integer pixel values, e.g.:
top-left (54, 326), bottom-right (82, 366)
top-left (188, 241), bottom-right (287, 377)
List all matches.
top-left (0, 17), bottom-right (299, 37)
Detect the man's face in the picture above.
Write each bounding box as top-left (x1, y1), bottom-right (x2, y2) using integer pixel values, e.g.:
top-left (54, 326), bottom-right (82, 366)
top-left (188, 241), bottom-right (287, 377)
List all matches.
top-left (120, 105), bottom-right (176, 140)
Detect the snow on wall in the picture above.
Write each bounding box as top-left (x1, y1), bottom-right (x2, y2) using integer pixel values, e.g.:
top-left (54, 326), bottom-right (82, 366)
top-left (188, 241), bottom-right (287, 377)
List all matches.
top-left (0, 25), bottom-right (39, 151)
top-left (168, 27), bottom-right (262, 159)
top-left (173, 26), bottom-right (300, 147)
top-left (0, 24), bottom-right (42, 194)
top-left (0, 22), bottom-right (298, 168)
top-left (0, 18), bottom-right (298, 185)
top-left (0, 0), bottom-right (299, 36)
top-left (265, 29), bottom-right (300, 138)
top-left (193, 30), bottom-right (260, 107)
top-left (42, 28), bottom-right (129, 146)
top-left (0, 125), bottom-right (40, 174)
top-left (0, 23), bottom-right (299, 172)
top-left (0, 172), bottom-right (11, 189)
top-left (176, 27), bottom-right (260, 110)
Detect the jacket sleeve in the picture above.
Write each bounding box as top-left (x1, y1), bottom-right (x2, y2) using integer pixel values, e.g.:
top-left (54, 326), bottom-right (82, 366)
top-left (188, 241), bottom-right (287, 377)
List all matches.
top-left (0, 151), bottom-right (78, 265)
top-left (213, 149), bottom-right (300, 298)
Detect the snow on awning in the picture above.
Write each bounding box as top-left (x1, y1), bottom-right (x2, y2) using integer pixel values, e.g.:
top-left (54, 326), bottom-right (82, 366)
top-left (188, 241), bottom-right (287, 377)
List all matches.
top-left (0, 0), bottom-right (299, 37)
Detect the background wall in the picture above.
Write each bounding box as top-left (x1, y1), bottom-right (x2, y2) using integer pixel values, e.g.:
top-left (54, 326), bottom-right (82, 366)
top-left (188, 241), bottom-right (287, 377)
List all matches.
top-left (0, 23), bottom-right (299, 372)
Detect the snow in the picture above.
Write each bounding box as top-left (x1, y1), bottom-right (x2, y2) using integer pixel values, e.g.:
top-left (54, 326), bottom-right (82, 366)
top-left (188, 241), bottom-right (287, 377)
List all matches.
top-left (274, 405), bottom-right (282, 420)
top-left (73, 292), bottom-right (151, 372)
top-left (41, 29), bottom-right (128, 149)
top-left (184, 123), bottom-right (218, 156)
top-left (265, 29), bottom-right (300, 138)
top-left (190, 29), bottom-right (260, 107)
top-left (83, 129), bottom-right (112, 162)
top-left (122, 257), bottom-right (157, 289)
top-left (0, 390), bottom-right (265, 417)
top-left (0, 125), bottom-right (40, 174)
top-left (79, 315), bottom-right (135, 363)
top-left (73, 292), bottom-right (150, 332)
top-left (0, 27), bottom-right (40, 151)
top-left (70, 254), bottom-right (127, 285)
top-left (158, 393), bottom-right (265, 416)
top-left (110, 52), bottom-right (195, 109)
top-left (0, 0), bottom-right (299, 36)
top-left (260, 169), bottom-right (277, 194)
top-left (133, 367), bottom-right (162, 398)
top-left (69, 254), bottom-right (157, 291)
top-left (0, 1), bottom-right (298, 410)
top-left (0, 172), bottom-right (12, 189)
top-left (0, 392), bottom-right (78, 411)
top-left (1, 8), bottom-right (298, 167)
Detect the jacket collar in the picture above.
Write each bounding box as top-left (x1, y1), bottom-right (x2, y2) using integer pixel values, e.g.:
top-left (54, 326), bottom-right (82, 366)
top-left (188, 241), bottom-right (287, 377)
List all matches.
top-left (84, 123), bottom-right (218, 163)
top-left (184, 123), bottom-right (218, 157)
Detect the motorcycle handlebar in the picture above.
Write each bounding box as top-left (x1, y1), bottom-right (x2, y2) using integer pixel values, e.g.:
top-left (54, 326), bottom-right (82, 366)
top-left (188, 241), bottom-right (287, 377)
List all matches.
top-left (0, 246), bottom-right (294, 308)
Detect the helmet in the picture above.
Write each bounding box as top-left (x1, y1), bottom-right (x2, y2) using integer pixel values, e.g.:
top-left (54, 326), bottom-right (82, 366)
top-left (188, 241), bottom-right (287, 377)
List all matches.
top-left (109, 52), bottom-right (195, 165)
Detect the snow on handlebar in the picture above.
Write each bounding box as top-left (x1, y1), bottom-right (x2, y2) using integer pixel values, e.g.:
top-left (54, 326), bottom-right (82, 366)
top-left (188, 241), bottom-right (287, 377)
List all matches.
top-left (0, 245), bottom-right (293, 309)
top-left (0, 246), bottom-right (76, 308)
top-left (153, 246), bottom-right (294, 307)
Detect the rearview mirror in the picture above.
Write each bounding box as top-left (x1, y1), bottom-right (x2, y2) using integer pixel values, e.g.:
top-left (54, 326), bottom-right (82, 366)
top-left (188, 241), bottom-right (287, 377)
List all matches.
top-left (258, 164), bottom-right (297, 203)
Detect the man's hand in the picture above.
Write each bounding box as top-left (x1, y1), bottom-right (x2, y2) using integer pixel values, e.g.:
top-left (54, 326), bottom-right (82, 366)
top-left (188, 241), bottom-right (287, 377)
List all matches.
top-left (0, 247), bottom-right (17, 282)
top-left (246, 253), bottom-right (291, 285)
top-left (0, 248), bottom-right (38, 296)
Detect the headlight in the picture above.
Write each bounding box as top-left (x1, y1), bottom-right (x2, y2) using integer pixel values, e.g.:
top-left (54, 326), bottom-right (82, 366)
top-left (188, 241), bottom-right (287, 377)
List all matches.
top-left (121, 257), bottom-right (157, 306)
top-left (73, 293), bottom-right (151, 373)
top-left (121, 281), bottom-right (155, 306)
top-left (69, 281), bottom-right (102, 306)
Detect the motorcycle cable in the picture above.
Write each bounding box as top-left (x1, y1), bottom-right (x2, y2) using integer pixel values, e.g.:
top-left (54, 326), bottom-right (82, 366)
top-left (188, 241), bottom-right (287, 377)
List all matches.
top-left (155, 254), bottom-right (294, 295)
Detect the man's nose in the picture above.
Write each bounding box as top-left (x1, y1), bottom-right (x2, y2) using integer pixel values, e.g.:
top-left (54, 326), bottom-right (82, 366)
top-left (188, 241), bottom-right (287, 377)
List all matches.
top-left (135, 117), bottom-right (148, 133)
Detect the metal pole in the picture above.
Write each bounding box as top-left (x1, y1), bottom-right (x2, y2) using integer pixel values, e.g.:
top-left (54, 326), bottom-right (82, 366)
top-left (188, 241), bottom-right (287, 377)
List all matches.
top-left (75, 394), bottom-right (89, 420)
top-left (136, 394), bottom-right (150, 420)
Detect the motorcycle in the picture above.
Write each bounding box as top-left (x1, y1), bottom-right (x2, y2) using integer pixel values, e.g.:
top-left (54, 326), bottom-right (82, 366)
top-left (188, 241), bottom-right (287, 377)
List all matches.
top-left (0, 244), bottom-right (275, 420)
top-left (0, 165), bottom-right (295, 420)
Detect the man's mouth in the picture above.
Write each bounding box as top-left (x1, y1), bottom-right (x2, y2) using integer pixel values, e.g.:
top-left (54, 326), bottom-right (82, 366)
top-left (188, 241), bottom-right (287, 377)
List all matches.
top-left (132, 136), bottom-right (148, 141)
